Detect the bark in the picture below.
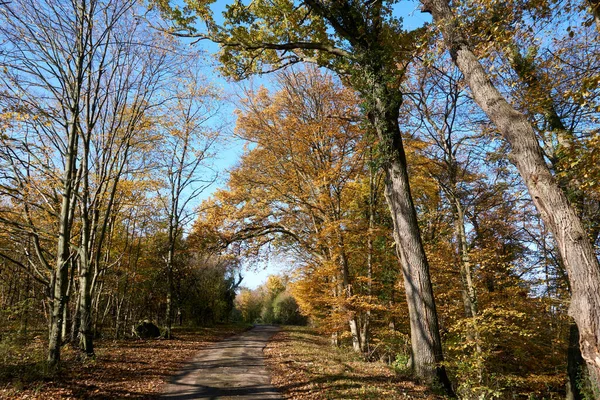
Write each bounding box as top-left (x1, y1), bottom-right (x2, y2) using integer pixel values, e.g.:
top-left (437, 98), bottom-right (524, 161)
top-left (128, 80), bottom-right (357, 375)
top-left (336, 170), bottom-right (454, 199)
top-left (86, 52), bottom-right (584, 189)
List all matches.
top-left (360, 164), bottom-right (376, 353)
top-left (77, 255), bottom-right (94, 355)
top-left (423, 0), bottom-right (600, 385)
top-left (48, 119), bottom-right (78, 365)
top-left (509, 42), bottom-right (591, 398)
top-left (567, 322), bottom-right (587, 400)
top-left (92, 280), bottom-right (104, 336)
top-left (370, 81), bottom-right (452, 392)
top-left (71, 291), bottom-right (81, 344)
top-left (164, 222), bottom-right (175, 339)
top-left (77, 140), bottom-right (94, 355)
top-left (115, 297), bottom-right (123, 339)
top-left (349, 319), bottom-right (362, 353)
top-left (452, 200), bottom-right (478, 319)
top-left (61, 261), bottom-right (75, 343)
top-left (451, 198), bottom-right (483, 383)
top-left (331, 332), bottom-right (340, 347)
top-left (338, 232), bottom-right (361, 353)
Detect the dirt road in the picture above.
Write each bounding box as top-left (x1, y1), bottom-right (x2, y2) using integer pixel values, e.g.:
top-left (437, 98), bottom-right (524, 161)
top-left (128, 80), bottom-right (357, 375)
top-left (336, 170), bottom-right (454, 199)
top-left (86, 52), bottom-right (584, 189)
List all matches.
top-left (161, 325), bottom-right (282, 400)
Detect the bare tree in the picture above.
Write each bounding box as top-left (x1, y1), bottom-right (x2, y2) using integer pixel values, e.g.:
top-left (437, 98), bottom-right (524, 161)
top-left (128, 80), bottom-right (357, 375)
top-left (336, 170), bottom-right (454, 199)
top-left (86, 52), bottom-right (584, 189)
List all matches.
top-left (157, 68), bottom-right (220, 339)
top-left (74, 6), bottom-right (178, 356)
top-left (0, 0), bottom-right (103, 365)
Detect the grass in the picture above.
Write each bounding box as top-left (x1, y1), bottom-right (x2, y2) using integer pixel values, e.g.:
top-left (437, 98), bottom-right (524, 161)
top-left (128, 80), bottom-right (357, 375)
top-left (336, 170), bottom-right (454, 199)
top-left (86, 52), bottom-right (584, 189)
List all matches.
top-left (264, 326), bottom-right (443, 400)
top-left (0, 323), bottom-right (250, 399)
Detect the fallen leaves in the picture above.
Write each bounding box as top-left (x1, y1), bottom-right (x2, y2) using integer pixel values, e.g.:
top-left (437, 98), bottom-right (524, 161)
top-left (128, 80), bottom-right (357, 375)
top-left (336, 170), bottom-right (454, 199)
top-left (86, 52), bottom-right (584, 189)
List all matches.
top-left (264, 326), bottom-right (442, 399)
top-left (0, 324), bottom-right (249, 399)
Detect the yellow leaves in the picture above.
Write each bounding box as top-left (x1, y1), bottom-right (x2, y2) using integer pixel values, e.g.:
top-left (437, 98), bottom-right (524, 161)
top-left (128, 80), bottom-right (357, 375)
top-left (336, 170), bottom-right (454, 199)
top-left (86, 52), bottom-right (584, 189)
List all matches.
top-left (195, 68), bottom-right (368, 263)
top-left (555, 131), bottom-right (600, 195)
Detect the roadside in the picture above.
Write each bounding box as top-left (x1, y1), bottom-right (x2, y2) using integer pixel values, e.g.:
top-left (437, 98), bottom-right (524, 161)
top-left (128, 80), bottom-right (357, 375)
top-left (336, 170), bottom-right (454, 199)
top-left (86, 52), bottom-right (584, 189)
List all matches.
top-left (264, 326), bottom-right (442, 399)
top-left (0, 324), bottom-right (249, 400)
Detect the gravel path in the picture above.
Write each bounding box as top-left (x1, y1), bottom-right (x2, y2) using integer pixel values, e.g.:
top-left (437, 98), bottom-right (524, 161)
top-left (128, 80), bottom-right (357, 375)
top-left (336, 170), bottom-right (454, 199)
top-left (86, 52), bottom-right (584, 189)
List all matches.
top-left (162, 325), bottom-right (282, 400)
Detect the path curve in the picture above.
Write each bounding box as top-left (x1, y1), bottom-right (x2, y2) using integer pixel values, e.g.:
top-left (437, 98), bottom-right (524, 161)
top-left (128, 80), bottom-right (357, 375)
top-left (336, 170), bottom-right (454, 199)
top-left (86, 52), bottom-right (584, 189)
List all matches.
top-left (162, 325), bottom-right (282, 400)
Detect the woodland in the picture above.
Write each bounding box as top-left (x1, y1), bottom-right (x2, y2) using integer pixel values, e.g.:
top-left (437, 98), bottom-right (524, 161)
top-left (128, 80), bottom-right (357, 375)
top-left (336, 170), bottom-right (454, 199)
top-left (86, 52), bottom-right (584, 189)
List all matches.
top-left (1, 0), bottom-right (600, 399)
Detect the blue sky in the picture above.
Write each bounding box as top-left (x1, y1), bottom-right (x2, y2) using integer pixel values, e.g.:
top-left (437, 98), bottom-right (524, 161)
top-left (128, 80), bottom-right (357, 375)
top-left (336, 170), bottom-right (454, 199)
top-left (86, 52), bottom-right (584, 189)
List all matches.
top-left (188, 0), bottom-right (431, 289)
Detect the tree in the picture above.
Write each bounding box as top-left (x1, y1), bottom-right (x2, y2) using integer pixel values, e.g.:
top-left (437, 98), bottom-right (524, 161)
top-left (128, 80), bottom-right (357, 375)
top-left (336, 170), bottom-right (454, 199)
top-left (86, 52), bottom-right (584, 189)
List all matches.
top-left (202, 68), bottom-right (370, 350)
top-left (0, 0), bottom-right (112, 365)
top-left (155, 0), bottom-right (452, 388)
top-left (73, 0), bottom-right (175, 357)
top-left (421, 0), bottom-right (600, 386)
top-left (156, 68), bottom-right (220, 339)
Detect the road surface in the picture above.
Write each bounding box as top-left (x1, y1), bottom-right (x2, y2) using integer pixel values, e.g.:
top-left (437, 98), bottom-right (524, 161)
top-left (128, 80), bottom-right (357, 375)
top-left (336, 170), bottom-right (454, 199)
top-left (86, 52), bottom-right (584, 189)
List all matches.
top-left (162, 325), bottom-right (282, 400)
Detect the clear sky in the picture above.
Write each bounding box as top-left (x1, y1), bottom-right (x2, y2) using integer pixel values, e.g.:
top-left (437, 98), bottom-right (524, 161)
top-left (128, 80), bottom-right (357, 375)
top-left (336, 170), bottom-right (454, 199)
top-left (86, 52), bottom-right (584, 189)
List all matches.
top-left (187, 0), bottom-right (431, 290)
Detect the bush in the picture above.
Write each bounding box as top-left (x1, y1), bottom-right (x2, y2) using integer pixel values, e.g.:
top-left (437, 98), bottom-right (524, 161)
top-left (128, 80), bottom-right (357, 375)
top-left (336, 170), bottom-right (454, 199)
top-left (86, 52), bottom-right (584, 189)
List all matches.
top-left (261, 304), bottom-right (275, 324)
top-left (272, 292), bottom-right (305, 325)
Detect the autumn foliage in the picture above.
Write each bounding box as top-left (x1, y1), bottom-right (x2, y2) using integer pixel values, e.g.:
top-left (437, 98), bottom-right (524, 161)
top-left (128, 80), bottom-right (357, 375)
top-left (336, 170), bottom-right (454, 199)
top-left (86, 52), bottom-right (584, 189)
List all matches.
top-left (2, 0), bottom-right (600, 398)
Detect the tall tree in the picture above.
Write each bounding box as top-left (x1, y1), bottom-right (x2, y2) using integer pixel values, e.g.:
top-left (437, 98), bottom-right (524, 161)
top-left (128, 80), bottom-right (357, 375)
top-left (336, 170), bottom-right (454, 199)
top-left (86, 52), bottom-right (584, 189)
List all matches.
top-left (0, 0), bottom-right (105, 365)
top-left (156, 69), bottom-right (220, 339)
top-left (74, 11), bottom-right (175, 355)
top-left (208, 69), bottom-right (368, 351)
top-left (421, 0), bottom-right (600, 384)
top-left (154, 0), bottom-right (452, 388)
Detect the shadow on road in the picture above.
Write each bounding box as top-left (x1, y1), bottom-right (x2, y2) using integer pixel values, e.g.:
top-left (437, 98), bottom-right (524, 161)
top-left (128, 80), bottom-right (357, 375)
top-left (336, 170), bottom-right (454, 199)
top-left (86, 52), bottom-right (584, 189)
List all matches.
top-left (162, 325), bottom-right (281, 400)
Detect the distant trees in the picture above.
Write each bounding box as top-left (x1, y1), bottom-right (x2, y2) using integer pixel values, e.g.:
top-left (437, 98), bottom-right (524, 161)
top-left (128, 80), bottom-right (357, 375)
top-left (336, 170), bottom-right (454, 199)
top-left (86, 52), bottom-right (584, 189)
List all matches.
top-left (234, 275), bottom-right (305, 325)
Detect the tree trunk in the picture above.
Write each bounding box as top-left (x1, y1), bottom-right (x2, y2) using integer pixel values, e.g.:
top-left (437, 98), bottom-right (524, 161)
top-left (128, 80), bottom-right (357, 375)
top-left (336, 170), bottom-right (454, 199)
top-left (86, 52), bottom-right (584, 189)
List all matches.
top-left (92, 280), bottom-right (104, 337)
top-left (164, 234), bottom-right (174, 339)
top-left (509, 40), bottom-right (591, 399)
top-left (567, 322), bottom-right (587, 400)
top-left (349, 319), bottom-right (362, 353)
top-left (423, 0), bottom-right (600, 384)
top-left (337, 231), bottom-right (362, 353)
top-left (77, 255), bottom-right (94, 355)
top-left (71, 291), bottom-right (81, 343)
top-left (453, 200), bottom-right (478, 319)
top-left (115, 296), bottom-right (123, 340)
top-left (48, 116), bottom-right (79, 365)
top-left (451, 198), bottom-right (483, 383)
top-left (360, 161), bottom-right (377, 354)
top-left (77, 137), bottom-right (95, 356)
top-left (369, 82), bottom-right (452, 391)
top-left (331, 332), bottom-right (339, 347)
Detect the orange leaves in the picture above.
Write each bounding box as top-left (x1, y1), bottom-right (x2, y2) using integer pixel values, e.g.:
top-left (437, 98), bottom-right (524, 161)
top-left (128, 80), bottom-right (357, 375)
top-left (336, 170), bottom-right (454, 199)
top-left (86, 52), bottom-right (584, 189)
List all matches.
top-left (193, 68), bottom-right (366, 261)
top-left (0, 325), bottom-right (249, 399)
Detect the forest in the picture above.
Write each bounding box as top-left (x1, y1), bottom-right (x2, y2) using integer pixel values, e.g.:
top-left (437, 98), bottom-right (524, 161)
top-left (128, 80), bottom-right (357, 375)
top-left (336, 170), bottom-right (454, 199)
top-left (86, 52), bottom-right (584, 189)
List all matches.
top-left (0, 0), bottom-right (599, 399)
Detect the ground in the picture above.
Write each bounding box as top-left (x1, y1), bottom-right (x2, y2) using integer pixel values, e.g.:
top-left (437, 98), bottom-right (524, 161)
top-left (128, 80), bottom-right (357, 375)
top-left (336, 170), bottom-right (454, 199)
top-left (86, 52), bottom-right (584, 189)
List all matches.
top-left (264, 326), bottom-right (442, 399)
top-left (162, 325), bottom-right (281, 399)
top-left (0, 324), bottom-right (249, 399)
top-left (1, 324), bottom-right (442, 399)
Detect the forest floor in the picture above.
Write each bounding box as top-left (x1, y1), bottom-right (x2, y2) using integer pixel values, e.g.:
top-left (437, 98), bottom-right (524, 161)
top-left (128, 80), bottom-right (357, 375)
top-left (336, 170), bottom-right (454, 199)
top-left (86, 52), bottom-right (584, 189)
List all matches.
top-left (0, 324), bottom-right (250, 399)
top-left (264, 326), bottom-right (443, 399)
